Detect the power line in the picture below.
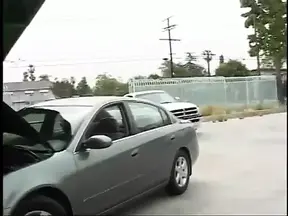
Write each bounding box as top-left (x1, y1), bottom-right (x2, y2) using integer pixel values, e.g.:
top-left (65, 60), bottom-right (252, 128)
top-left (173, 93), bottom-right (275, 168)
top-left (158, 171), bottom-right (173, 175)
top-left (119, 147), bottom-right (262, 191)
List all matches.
top-left (4, 55), bottom-right (260, 70)
top-left (5, 55), bottom-right (165, 63)
top-left (159, 16), bottom-right (181, 78)
top-left (36, 17), bottom-right (100, 23)
top-left (4, 54), bottom-right (260, 65)
top-left (5, 57), bottom-right (183, 69)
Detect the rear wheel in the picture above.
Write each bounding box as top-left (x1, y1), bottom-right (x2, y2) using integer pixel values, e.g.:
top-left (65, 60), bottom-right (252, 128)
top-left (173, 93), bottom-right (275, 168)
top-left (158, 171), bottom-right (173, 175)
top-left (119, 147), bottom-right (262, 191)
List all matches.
top-left (12, 195), bottom-right (67, 216)
top-left (166, 150), bottom-right (191, 195)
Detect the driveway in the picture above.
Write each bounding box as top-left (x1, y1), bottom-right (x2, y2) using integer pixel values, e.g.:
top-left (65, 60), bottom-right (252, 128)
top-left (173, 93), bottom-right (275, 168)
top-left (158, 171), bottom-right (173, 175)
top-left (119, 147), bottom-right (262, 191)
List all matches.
top-left (121, 113), bottom-right (287, 215)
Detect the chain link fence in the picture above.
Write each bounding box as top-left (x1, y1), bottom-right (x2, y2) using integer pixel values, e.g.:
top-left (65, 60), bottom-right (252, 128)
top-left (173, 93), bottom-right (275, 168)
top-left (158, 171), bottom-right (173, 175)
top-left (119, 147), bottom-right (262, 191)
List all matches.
top-left (128, 76), bottom-right (278, 107)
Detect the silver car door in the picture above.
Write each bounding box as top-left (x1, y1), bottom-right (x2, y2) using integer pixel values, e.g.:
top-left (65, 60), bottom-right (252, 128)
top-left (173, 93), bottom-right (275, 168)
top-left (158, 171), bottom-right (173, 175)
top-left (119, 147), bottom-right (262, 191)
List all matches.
top-left (73, 103), bottom-right (141, 215)
top-left (125, 101), bottom-right (178, 192)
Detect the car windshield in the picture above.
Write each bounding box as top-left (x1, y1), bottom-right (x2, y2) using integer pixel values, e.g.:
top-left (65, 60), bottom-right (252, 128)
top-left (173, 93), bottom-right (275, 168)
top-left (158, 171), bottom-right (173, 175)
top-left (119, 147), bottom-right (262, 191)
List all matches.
top-left (3, 106), bottom-right (93, 152)
top-left (136, 92), bottom-right (176, 104)
top-left (28, 106), bottom-right (94, 135)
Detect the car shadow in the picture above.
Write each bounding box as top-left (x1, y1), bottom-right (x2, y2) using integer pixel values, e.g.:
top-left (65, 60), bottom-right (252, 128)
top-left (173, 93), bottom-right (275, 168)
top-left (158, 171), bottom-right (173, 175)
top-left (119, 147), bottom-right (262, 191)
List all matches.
top-left (114, 188), bottom-right (167, 215)
top-left (115, 180), bottom-right (213, 215)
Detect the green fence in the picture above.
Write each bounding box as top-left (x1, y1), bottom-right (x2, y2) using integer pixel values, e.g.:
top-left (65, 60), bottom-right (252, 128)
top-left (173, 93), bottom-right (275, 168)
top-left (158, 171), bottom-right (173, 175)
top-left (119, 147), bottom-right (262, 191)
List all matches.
top-left (128, 76), bottom-right (278, 107)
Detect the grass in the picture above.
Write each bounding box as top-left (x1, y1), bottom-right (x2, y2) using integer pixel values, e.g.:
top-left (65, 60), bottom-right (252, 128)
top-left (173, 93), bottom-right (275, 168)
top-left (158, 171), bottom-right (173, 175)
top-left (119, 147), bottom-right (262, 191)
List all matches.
top-left (200, 102), bottom-right (280, 117)
top-left (200, 103), bottom-right (286, 122)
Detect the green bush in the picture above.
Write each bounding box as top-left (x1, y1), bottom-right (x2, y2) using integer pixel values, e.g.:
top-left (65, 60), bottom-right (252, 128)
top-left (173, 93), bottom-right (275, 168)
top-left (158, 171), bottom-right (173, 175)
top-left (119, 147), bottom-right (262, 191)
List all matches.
top-left (200, 106), bottom-right (214, 116)
top-left (200, 103), bottom-right (280, 117)
top-left (254, 103), bottom-right (264, 110)
top-left (200, 106), bottom-right (228, 116)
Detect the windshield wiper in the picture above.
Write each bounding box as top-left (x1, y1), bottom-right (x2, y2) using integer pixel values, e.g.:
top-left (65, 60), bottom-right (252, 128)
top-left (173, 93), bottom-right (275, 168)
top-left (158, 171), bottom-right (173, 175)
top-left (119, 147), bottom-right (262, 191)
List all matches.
top-left (160, 101), bottom-right (172, 104)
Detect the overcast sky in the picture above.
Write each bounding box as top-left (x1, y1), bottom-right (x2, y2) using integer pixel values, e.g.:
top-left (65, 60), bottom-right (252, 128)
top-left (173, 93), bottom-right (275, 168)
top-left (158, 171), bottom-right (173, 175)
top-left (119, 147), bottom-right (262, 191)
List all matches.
top-left (3, 0), bottom-right (255, 85)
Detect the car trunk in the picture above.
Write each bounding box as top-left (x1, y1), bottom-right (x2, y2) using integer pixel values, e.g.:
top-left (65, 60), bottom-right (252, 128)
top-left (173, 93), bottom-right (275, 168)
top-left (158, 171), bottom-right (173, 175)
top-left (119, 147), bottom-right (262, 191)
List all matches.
top-left (3, 0), bottom-right (45, 61)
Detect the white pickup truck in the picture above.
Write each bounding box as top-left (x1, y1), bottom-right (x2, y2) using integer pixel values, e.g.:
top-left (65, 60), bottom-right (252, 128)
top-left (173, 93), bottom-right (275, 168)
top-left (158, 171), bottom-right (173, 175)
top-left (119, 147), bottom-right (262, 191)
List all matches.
top-left (124, 90), bottom-right (202, 129)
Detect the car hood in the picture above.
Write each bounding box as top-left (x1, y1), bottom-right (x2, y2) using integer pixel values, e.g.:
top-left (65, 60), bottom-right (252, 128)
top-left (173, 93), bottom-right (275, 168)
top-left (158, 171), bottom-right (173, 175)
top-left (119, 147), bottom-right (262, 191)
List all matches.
top-left (3, 0), bottom-right (45, 60)
top-left (161, 102), bottom-right (198, 111)
top-left (3, 102), bottom-right (41, 143)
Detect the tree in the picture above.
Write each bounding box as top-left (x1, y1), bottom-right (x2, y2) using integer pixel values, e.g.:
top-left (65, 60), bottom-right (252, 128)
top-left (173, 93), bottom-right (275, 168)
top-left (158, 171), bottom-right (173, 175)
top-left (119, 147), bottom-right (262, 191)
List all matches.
top-left (240, 0), bottom-right (287, 104)
top-left (133, 75), bottom-right (147, 79)
top-left (23, 71), bottom-right (29, 81)
top-left (261, 56), bottom-right (286, 69)
top-left (27, 64), bottom-right (36, 81)
top-left (261, 57), bottom-right (274, 68)
top-left (39, 74), bottom-right (50, 81)
top-left (148, 74), bottom-right (161, 79)
top-left (70, 76), bottom-right (77, 95)
top-left (70, 76), bottom-right (76, 86)
top-left (160, 53), bottom-right (206, 78)
top-left (93, 73), bottom-right (128, 96)
top-left (23, 65), bottom-right (36, 81)
top-left (161, 60), bottom-right (188, 77)
top-left (215, 60), bottom-right (252, 77)
top-left (52, 78), bottom-right (75, 98)
top-left (133, 74), bottom-right (161, 80)
top-left (183, 52), bottom-right (207, 77)
top-left (76, 77), bottom-right (92, 96)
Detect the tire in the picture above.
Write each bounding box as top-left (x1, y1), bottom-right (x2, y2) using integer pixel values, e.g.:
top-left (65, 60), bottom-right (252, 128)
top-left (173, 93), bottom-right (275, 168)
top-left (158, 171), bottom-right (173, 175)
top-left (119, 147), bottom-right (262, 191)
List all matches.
top-left (165, 150), bottom-right (191, 196)
top-left (12, 195), bottom-right (67, 216)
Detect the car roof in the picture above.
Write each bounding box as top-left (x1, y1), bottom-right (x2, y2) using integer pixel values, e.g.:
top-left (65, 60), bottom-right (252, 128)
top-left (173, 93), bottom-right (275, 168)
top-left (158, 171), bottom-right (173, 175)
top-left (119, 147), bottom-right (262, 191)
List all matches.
top-left (32, 96), bottom-right (125, 107)
top-left (126, 90), bottom-right (165, 97)
top-left (32, 96), bottom-right (153, 108)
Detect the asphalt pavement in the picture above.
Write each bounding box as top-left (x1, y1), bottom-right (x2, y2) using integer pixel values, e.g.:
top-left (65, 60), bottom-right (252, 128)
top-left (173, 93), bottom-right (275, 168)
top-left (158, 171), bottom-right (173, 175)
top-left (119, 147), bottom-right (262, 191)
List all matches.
top-left (121, 113), bottom-right (287, 215)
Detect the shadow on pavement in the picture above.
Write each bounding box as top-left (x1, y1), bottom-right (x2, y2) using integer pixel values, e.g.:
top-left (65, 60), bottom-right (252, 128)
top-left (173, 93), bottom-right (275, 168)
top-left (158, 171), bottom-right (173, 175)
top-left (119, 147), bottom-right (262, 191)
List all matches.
top-left (115, 188), bottom-right (167, 215)
top-left (115, 180), bottom-right (212, 215)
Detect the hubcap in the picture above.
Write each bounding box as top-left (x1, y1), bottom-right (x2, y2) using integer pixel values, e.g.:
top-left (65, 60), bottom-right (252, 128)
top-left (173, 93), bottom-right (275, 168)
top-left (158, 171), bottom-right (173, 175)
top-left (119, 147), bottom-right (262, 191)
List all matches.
top-left (175, 156), bottom-right (188, 187)
top-left (25, 211), bottom-right (52, 216)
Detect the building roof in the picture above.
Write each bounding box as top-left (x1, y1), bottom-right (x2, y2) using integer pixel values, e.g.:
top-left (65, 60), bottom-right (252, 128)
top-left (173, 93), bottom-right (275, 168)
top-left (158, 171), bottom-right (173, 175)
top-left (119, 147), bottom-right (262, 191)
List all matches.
top-left (3, 81), bottom-right (52, 92)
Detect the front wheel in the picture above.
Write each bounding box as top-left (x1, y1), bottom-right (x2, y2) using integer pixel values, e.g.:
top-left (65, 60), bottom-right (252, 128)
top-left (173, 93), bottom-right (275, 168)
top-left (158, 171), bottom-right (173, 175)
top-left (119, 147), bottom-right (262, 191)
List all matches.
top-left (166, 150), bottom-right (191, 196)
top-left (12, 195), bottom-right (67, 216)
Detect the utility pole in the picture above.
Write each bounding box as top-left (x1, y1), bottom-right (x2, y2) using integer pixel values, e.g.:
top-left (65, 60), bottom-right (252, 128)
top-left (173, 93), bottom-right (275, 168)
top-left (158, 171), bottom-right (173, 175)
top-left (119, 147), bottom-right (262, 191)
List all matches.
top-left (253, 16), bottom-right (261, 76)
top-left (202, 50), bottom-right (215, 77)
top-left (160, 16), bottom-right (181, 78)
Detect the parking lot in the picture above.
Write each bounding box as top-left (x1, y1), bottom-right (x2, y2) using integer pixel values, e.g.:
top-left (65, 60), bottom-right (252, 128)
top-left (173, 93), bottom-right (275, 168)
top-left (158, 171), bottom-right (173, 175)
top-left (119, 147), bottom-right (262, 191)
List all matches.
top-left (122, 113), bottom-right (287, 215)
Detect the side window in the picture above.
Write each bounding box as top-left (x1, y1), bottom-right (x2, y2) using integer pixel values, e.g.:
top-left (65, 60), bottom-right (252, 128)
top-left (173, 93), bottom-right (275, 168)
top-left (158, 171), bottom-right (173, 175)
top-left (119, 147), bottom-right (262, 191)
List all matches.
top-left (85, 104), bottom-right (128, 141)
top-left (105, 106), bottom-right (124, 126)
top-left (51, 114), bottom-right (72, 142)
top-left (53, 114), bottom-right (64, 133)
top-left (22, 113), bottom-right (45, 132)
top-left (127, 102), bottom-right (166, 133)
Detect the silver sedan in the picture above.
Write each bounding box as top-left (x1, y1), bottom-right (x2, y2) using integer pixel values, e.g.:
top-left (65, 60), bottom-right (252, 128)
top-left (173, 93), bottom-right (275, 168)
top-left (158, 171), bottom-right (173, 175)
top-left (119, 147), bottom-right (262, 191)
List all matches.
top-left (3, 96), bottom-right (199, 216)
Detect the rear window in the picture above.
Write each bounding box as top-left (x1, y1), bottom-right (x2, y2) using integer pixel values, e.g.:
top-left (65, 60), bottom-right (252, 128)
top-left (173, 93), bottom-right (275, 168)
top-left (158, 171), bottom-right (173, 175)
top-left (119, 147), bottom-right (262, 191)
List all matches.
top-left (22, 106), bottom-right (93, 133)
top-left (22, 113), bottom-right (45, 132)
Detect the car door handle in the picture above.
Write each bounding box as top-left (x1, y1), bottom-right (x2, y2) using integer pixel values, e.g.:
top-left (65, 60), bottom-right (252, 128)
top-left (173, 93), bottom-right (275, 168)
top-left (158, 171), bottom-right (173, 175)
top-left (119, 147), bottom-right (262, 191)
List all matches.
top-left (170, 135), bottom-right (175, 140)
top-left (131, 149), bottom-right (139, 157)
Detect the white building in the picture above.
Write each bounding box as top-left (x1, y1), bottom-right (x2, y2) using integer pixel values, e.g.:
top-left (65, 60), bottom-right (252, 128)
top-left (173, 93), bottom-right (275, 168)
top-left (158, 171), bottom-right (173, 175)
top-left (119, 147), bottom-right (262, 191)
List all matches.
top-left (3, 81), bottom-right (56, 110)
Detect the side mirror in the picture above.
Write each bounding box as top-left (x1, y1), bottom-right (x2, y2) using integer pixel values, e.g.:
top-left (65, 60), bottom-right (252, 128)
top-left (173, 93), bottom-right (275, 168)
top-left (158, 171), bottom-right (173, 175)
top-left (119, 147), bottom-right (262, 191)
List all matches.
top-left (82, 135), bottom-right (113, 150)
top-left (175, 97), bottom-right (180, 101)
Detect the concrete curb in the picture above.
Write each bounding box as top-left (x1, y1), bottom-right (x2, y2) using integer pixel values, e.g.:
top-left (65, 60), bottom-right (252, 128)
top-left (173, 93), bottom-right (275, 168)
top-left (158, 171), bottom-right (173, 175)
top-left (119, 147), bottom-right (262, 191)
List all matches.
top-left (202, 107), bottom-right (287, 123)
